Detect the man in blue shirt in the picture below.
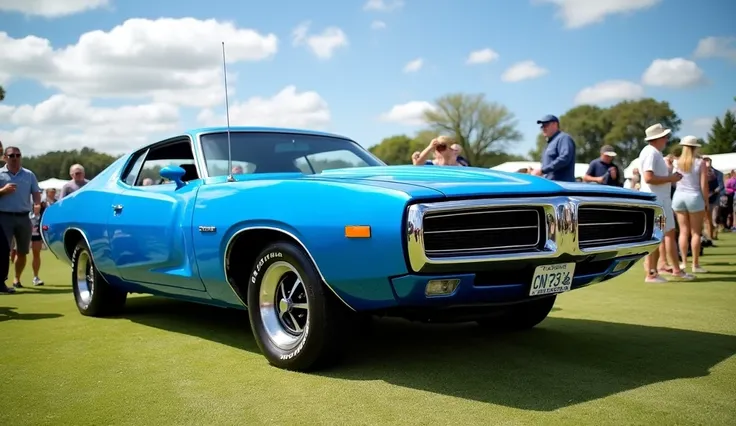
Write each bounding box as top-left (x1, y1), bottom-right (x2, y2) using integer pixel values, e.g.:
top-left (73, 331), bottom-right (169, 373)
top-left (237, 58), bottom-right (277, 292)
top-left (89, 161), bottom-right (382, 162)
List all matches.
top-left (0, 146), bottom-right (42, 292)
top-left (583, 145), bottom-right (623, 187)
top-left (532, 114), bottom-right (576, 182)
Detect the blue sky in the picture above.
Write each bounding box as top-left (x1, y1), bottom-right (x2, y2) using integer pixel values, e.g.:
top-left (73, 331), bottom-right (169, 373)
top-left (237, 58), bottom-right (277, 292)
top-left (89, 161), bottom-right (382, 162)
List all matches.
top-left (0, 0), bottom-right (735, 157)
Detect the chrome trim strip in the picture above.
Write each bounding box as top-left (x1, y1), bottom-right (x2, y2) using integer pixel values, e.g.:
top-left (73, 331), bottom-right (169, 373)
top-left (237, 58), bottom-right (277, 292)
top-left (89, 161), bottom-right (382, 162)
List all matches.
top-left (62, 227), bottom-right (95, 265)
top-left (222, 226), bottom-right (356, 311)
top-left (406, 196), bottom-right (664, 272)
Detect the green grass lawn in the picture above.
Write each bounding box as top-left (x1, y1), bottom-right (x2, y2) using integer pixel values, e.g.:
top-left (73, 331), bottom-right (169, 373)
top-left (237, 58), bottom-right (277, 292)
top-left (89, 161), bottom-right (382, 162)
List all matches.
top-left (2, 236), bottom-right (736, 425)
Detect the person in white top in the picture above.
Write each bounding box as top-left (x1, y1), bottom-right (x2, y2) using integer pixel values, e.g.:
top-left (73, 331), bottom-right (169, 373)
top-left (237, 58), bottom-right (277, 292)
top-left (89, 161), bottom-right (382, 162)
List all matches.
top-left (672, 136), bottom-right (709, 273)
top-left (637, 123), bottom-right (694, 282)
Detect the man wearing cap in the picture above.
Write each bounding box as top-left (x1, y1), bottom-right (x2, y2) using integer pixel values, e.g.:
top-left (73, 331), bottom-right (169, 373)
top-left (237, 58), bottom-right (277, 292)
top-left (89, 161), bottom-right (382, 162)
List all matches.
top-left (637, 123), bottom-right (693, 282)
top-left (583, 145), bottom-right (623, 187)
top-left (532, 114), bottom-right (576, 182)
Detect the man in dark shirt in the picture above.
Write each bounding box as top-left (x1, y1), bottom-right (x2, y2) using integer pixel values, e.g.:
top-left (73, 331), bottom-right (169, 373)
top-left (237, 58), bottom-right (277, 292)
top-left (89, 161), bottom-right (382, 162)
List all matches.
top-left (583, 145), bottom-right (623, 187)
top-left (532, 114), bottom-right (576, 182)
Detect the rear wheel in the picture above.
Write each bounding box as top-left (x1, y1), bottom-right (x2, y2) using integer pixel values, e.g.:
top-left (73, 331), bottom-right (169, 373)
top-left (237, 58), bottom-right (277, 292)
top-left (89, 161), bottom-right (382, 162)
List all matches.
top-left (71, 241), bottom-right (127, 316)
top-left (476, 296), bottom-right (556, 331)
top-left (247, 241), bottom-right (344, 371)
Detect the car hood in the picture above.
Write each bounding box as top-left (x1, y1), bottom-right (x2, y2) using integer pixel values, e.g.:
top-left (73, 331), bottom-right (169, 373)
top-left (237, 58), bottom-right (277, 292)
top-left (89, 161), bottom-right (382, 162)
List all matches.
top-left (316, 166), bottom-right (654, 200)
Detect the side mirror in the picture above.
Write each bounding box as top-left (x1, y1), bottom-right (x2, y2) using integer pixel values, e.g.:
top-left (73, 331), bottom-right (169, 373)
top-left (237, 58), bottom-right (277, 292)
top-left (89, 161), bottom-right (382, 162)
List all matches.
top-left (159, 165), bottom-right (186, 190)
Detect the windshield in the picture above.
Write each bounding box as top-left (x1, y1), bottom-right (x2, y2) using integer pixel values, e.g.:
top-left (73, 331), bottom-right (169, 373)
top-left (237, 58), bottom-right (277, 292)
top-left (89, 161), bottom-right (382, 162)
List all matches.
top-left (200, 131), bottom-right (385, 176)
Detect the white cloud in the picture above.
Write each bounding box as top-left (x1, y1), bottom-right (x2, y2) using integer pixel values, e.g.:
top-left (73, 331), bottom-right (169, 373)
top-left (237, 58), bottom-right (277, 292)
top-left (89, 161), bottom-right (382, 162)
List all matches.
top-left (371, 20), bottom-right (387, 30)
top-left (574, 80), bottom-right (644, 105)
top-left (291, 21), bottom-right (348, 59)
top-left (379, 101), bottom-right (435, 126)
top-left (363, 0), bottom-right (404, 12)
top-left (536, 0), bottom-right (661, 29)
top-left (501, 60), bottom-right (548, 82)
top-left (197, 85), bottom-right (331, 130)
top-left (0, 94), bottom-right (180, 155)
top-left (0, 0), bottom-right (109, 17)
top-left (466, 48), bottom-right (499, 65)
top-left (0, 18), bottom-right (278, 108)
top-left (694, 36), bottom-right (736, 62)
top-left (403, 58), bottom-right (423, 73)
top-left (641, 58), bottom-right (706, 88)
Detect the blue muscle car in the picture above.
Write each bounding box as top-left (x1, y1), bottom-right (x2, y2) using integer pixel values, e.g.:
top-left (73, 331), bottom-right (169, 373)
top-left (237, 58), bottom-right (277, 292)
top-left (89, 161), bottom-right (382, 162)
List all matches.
top-left (41, 127), bottom-right (666, 371)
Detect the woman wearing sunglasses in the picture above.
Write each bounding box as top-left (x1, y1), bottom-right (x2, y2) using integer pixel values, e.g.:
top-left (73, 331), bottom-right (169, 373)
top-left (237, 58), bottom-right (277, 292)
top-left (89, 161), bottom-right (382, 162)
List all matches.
top-left (411, 136), bottom-right (465, 166)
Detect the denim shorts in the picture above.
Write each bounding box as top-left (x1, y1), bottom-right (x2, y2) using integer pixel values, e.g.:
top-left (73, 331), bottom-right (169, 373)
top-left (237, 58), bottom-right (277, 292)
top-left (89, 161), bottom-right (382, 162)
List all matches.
top-left (672, 191), bottom-right (705, 213)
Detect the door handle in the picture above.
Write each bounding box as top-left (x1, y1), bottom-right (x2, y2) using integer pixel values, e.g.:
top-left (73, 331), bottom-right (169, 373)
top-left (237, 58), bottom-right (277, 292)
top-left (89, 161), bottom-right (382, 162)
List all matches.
top-left (112, 204), bottom-right (123, 212)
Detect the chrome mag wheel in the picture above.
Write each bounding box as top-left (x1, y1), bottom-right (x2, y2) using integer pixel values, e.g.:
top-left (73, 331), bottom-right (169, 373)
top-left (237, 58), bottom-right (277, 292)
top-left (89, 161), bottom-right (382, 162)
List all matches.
top-left (76, 250), bottom-right (95, 305)
top-left (259, 261), bottom-right (309, 350)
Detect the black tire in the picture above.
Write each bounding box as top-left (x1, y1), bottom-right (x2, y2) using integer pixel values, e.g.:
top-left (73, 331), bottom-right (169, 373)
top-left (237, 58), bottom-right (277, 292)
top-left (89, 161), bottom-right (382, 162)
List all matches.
top-left (71, 241), bottom-right (127, 316)
top-left (247, 241), bottom-right (344, 371)
top-left (477, 295), bottom-right (556, 331)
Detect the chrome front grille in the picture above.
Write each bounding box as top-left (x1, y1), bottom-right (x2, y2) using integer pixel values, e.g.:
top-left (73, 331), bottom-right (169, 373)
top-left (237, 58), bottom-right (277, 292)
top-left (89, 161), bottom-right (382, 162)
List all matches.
top-left (578, 207), bottom-right (651, 248)
top-left (405, 196), bottom-right (665, 273)
top-left (422, 208), bottom-right (543, 256)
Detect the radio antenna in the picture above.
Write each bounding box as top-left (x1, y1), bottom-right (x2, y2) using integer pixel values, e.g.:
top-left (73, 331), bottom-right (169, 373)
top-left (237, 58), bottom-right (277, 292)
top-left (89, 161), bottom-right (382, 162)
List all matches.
top-left (221, 41), bottom-right (234, 182)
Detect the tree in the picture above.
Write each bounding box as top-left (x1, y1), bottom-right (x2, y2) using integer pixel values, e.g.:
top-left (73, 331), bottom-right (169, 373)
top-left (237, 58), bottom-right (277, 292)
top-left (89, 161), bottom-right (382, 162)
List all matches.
top-left (369, 134), bottom-right (428, 165)
top-left (423, 93), bottom-right (523, 167)
top-left (702, 110), bottom-right (736, 154)
top-left (0, 85), bottom-right (4, 102)
top-left (23, 148), bottom-right (119, 181)
top-left (604, 98), bottom-right (681, 166)
top-left (528, 105), bottom-right (612, 163)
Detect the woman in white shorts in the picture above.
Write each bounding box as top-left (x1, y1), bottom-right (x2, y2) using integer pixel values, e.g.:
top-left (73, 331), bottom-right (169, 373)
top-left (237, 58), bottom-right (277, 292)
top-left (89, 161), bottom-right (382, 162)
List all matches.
top-left (672, 136), bottom-right (708, 273)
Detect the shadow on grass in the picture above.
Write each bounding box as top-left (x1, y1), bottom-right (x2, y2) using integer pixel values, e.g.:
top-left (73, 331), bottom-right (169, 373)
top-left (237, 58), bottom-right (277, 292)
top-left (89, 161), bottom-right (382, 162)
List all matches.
top-left (115, 296), bottom-right (736, 411)
top-left (0, 306), bottom-right (63, 322)
top-left (17, 286), bottom-right (73, 295)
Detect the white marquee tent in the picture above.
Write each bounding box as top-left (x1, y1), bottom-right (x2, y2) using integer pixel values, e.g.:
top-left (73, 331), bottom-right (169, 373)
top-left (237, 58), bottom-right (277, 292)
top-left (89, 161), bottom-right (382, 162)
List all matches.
top-left (38, 178), bottom-right (68, 190)
top-left (490, 161), bottom-right (591, 179)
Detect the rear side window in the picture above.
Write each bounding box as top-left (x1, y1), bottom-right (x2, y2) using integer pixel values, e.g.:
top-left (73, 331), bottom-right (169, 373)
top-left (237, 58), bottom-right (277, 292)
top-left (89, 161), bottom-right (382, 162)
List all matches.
top-left (121, 150), bottom-right (148, 186)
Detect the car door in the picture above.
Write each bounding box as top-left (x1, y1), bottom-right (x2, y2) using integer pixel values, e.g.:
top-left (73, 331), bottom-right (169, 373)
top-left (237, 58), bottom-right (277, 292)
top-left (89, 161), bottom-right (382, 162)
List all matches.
top-left (107, 137), bottom-right (206, 292)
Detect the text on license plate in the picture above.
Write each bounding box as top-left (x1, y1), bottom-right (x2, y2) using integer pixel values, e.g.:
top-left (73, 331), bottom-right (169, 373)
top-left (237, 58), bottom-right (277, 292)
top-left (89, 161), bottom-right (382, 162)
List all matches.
top-left (529, 263), bottom-right (575, 296)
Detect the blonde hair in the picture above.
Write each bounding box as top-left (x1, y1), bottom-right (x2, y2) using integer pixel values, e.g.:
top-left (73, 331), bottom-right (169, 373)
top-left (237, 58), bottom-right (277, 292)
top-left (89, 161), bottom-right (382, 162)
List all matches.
top-left (678, 146), bottom-right (696, 173)
top-left (436, 135), bottom-right (455, 145)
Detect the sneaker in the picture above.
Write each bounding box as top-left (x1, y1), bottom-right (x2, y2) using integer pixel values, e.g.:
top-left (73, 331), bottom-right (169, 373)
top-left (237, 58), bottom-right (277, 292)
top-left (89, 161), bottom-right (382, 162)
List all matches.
top-left (671, 271), bottom-right (695, 280)
top-left (0, 283), bottom-right (16, 294)
top-left (32, 277), bottom-right (44, 286)
top-left (645, 271), bottom-right (668, 283)
top-left (12, 281), bottom-right (23, 289)
top-left (692, 266), bottom-right (708, 274)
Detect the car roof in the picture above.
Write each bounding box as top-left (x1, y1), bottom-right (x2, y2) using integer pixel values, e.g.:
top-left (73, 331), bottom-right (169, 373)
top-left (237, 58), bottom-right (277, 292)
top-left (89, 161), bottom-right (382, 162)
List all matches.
top-left (188, 126), bottom-right (353, 141)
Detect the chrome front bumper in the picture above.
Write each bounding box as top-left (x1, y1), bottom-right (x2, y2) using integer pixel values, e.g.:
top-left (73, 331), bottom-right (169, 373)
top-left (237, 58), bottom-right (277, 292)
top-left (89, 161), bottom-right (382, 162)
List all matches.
top-left (405, 196), bottom-right (665, 273)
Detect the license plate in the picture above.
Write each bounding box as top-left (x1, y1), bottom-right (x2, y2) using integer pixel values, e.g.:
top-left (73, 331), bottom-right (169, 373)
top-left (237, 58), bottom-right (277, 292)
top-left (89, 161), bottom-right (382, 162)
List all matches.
top-left (529, 263), bottom-right (575, 296)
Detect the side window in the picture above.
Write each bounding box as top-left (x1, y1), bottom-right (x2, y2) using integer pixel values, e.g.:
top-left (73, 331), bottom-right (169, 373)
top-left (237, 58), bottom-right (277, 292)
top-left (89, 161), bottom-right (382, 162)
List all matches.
top-left (136, 141), bottom-right (198, 186)
top-left (294, 149), bottom-right (370, 173)
top-left (121, 149), bottom-right (148, 186)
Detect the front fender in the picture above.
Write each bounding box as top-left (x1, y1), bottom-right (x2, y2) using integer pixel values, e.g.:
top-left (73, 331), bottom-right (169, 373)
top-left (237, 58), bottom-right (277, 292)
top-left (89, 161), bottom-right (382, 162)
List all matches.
top-left (192, 178), bottom-right (422, 310)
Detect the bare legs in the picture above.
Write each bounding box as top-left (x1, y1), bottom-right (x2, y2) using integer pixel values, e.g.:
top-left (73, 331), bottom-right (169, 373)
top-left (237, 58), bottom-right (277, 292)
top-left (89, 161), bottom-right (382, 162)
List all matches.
top-left (31, 241), bottom-right (42, 278)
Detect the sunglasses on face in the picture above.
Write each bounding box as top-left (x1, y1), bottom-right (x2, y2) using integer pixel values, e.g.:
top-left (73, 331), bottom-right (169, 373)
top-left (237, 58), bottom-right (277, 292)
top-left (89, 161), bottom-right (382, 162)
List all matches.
top-left (5, 153), bottom-right (21, 158)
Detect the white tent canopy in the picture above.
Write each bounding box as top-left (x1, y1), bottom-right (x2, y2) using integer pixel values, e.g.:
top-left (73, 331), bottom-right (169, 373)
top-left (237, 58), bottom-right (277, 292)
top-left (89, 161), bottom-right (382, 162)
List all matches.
top-left (38, 178), bottom-right (68, 190)
top-left (491, 161), bottom-right (591, 178)
top-left (624, 152), bottom-right (736, 178)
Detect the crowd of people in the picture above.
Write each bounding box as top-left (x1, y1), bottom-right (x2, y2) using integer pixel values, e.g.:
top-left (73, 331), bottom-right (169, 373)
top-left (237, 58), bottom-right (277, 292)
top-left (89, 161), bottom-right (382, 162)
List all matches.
top-left (1, 120), bottom-right (733, 293)
top-left (409, 114), bottom-right (735, 283)
top-left (0, 141), bottom-right (89, 294)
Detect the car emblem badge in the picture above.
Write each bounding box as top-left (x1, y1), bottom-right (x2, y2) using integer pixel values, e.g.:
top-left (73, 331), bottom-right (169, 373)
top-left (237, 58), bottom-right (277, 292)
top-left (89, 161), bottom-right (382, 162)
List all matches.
top-left (198, 226), bottom-right (216, 233)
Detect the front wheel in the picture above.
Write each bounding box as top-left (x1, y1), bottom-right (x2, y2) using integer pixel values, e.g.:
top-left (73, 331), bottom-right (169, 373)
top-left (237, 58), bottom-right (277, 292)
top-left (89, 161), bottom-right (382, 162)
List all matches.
top-left (247, 242), bottom-right (344, 371)
top-left (477, 295), bottom-right (556, 331)
top-left (71, 241), bottom-right (127, 316)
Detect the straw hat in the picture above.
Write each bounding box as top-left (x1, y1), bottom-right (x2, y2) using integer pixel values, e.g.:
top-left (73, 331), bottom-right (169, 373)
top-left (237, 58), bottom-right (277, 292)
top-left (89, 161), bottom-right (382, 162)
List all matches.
top-left (644, 123), bottom-right (672, 141)
top-left (679, 135), bottom-right (701, 147)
